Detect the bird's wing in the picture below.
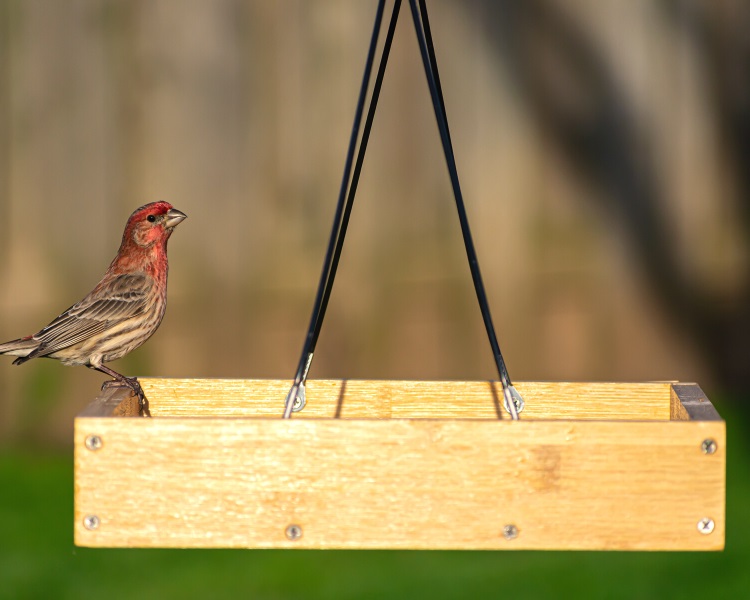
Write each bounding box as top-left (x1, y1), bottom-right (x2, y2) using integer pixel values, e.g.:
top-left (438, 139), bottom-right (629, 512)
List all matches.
top-left (28, 273), bottom-right (152, 357)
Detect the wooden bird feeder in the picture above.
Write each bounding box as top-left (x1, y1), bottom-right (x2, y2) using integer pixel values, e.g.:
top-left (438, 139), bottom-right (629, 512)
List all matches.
top-left (73, 2), bottom-right (726, 552)
top-left (74, 378), bottom-right (725, 550)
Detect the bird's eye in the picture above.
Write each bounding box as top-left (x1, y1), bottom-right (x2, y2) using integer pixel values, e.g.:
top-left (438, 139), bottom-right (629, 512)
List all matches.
top-left (147, 215), bottom-right (156, 223)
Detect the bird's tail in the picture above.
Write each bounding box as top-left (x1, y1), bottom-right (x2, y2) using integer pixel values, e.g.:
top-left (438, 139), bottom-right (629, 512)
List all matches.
top-left (0, 337), bottom-right (39, 365)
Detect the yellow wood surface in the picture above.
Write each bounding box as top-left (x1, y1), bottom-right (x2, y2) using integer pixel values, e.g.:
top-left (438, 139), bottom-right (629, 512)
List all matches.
top-left (135, 378), bottom-right (675, 420)
top-left (74, 379), bottom-right (725, 551)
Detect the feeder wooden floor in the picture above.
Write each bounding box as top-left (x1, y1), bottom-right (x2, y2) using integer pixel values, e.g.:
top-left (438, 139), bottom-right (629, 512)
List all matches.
top-left (74, 379), bottom-right (725, 550)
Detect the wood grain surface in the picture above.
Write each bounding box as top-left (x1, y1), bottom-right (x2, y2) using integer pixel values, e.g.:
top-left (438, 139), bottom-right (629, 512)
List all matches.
top-left (73, 379), bottom-right (725, 550)
top-left (133, 378), bottom-right (676, 420)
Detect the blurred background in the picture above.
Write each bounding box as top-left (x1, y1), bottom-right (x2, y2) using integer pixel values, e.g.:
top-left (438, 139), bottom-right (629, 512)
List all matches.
top-left (0, 1), bottom-right (748, 598)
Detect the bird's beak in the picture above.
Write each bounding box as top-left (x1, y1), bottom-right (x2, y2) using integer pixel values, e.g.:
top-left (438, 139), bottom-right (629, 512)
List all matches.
top-left (165, 208), bottom-right (187, 229)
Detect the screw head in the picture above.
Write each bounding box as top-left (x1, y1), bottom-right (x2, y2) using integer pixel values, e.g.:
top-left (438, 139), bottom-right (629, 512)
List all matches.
top-left (701, 439), bottom-right (717, 455)
top-left (284, 385), bottom-right (306, 413)
top-left (502, 524), bottom-right (518, 540)
top-left (83, 515), bottom-right (100, 530)
top-left (292, 384), bottom-right (306, 413)
top-left (503, 386), bottom-right (525, 415)
top-left (285, 524), bottom-right (303, 541)
top-left (84, 435), bottom-right (103, 451)
top-left (697, 518), bottom-right (715, 535)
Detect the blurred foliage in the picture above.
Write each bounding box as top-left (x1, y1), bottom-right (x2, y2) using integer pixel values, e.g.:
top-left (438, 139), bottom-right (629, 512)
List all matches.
top-left (17, 363), bottom-right (63, 439)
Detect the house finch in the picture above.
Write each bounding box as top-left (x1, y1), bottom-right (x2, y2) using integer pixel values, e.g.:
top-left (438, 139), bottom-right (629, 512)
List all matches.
top-left (0, 201), bottom-right (187, 416)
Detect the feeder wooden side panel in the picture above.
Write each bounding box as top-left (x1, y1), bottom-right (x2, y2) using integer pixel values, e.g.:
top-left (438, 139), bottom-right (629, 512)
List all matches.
top-left (74, 417), bottom-right (725, 550)
top-left (138, 379), bottom-right (673, 421)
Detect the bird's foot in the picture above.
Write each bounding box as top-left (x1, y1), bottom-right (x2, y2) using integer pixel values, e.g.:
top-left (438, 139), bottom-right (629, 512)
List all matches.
top-left (101, 376), bottom-right (151, 417)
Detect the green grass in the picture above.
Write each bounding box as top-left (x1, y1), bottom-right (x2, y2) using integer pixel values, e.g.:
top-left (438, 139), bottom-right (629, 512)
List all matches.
top-left (1, 404), bottom-right (749, 600)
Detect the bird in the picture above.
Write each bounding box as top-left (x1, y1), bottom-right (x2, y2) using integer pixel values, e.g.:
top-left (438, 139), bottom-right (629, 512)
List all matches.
top-left (0, 201), bottom-right (187, 416)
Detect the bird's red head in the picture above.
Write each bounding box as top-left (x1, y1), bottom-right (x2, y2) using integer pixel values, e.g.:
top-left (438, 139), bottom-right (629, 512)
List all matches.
top-left (123, 201), bottom-right (188, 249)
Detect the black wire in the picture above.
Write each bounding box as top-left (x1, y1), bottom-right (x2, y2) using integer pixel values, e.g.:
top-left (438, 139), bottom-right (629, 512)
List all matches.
top-left (417, 1), bottom-right (453, 147)
top-left (287, 0), bottom-right (515, 416)
top-left (307, 0), bottom-right (402, 362)
top-left (410, 0), bottom-right (512, 388)
top-left (286, 0), bottom-right (393, 409)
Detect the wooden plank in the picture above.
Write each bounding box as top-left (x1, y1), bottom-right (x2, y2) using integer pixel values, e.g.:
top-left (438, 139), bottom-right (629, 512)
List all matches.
top-left (74, 415), bottom-right (725, 550)
top-left (136, 379), bottom-right (673, 421)
top-left (74, 380), bottom-right (725, 550)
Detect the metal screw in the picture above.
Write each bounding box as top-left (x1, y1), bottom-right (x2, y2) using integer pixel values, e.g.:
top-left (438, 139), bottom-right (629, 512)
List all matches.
top-left (697, 518), bottom-right (715, 535)
top-left (701, 439), bottom-right (717, 455)
top-left (283, 384), bottom-right (306, 415)
top-left (83, 515), bottom-right (100, 530)
top-left (503, 386), bottom-right (525, 416)
top-left (502, 524), bottom-right (518, 540)
top-left (292, 384), bottom-right (307, 413)
top-left (85, 435), bottom-right (103, 451)
top-left (285, 524), bottom-right (303, 541)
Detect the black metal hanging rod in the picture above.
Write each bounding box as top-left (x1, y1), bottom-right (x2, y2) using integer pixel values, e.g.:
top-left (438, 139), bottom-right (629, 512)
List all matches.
top-left (283, 0), bottom-right (523, 419)
top-left (283, 0), bottom-right (397, 418)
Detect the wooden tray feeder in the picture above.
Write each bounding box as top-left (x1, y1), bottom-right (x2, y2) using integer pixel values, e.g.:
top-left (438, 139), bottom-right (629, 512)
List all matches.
top-left (74, 2), bottom-right (726, 552)
top-left (74, 379), bottom-right (724, 550)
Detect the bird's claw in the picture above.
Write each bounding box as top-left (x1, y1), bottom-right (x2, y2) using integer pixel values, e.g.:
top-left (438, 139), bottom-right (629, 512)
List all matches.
top-left (101, 377), bottom-right (151, 417)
